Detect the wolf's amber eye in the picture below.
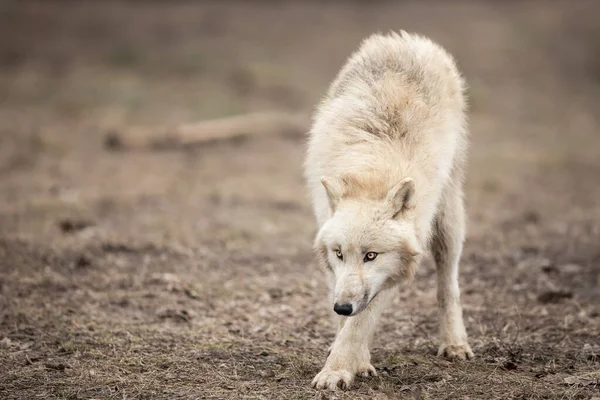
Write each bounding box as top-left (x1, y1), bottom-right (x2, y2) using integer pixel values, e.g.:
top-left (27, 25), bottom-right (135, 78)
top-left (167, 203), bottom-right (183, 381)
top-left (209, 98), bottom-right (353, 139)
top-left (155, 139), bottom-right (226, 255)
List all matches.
top-left (364, 252), bottom-right (378, 262)
top-left (335, 249), bottom-right (343, 260)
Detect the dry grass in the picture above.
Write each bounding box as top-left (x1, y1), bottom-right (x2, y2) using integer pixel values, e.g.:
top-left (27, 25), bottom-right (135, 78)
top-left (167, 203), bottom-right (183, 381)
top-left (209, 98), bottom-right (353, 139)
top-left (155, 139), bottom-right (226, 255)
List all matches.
top-left (1, 1), bottom-right (600, 399)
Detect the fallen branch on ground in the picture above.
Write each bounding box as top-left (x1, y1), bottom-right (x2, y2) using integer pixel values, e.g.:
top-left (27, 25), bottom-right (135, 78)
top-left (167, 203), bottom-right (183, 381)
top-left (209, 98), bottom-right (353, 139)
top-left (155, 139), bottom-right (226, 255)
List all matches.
top-left (104, 111), bottom-right (310, 151)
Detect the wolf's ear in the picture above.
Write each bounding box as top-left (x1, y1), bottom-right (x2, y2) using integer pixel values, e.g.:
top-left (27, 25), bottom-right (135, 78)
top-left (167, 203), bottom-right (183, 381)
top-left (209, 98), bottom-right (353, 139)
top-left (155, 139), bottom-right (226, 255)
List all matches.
top-left (321, 176), bottom-right (343, 214)
top-left (387, 177), bottom-right (415, 218)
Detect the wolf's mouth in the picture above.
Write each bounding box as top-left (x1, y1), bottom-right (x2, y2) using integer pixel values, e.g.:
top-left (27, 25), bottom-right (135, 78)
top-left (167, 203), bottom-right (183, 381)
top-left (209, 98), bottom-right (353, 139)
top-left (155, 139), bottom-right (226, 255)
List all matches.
top-left (349, 290), bottom-right (378, 316)
top-left (363, 290), bottom-right (370, 304)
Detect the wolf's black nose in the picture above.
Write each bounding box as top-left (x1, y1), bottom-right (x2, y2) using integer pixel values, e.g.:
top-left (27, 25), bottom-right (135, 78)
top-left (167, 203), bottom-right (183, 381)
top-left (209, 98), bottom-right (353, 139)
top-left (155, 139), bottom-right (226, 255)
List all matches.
top-left (333, 303), bottom-right (353, 316)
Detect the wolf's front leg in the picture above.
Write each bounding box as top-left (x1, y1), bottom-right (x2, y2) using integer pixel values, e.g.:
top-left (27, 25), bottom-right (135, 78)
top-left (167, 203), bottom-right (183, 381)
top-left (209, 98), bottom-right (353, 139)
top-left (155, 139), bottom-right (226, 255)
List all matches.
top-left (312, 290), bottom-right (391, 391)
top-left (431, 184), bottom-right (473, 360)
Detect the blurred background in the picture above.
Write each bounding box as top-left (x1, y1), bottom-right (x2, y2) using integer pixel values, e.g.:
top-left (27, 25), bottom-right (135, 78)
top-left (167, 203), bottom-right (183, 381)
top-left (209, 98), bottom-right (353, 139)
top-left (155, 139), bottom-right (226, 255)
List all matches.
top-left (1, 1), bottom-right (599, 399)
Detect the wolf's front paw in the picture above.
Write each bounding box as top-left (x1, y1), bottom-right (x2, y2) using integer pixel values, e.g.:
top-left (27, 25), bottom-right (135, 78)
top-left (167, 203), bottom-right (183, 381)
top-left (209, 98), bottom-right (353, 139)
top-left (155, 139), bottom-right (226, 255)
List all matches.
top-left (438, 343), bottom-right (474, 360)
top-left (312, 368), bottom-right (354, 391)
top-left (311, 362), bottom-right (376, 391)
top-left (312, 367), bottom-right (354, 391)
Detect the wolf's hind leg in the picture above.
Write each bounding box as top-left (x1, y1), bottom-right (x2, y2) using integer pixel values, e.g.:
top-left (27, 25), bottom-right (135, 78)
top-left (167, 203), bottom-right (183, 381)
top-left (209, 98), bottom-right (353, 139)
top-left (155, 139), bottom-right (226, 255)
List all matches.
top-left (431, 180), bottom-right (474, 360)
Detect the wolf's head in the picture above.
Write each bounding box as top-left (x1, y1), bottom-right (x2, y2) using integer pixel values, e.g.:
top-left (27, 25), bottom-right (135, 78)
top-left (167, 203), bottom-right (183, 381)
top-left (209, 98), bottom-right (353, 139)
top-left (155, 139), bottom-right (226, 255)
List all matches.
top-left (314, 174), bottom-right (422, 316)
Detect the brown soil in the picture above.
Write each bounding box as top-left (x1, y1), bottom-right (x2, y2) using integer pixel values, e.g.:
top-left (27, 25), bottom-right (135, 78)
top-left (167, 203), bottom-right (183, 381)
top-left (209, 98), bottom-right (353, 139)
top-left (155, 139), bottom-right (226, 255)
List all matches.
top-left (1, 1), bottom-right (599, 399)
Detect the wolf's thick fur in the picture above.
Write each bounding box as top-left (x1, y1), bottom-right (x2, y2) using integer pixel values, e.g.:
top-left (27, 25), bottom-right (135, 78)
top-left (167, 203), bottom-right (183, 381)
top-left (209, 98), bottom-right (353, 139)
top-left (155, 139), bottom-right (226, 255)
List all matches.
top-left (304, 31), bottom-right (473, 391)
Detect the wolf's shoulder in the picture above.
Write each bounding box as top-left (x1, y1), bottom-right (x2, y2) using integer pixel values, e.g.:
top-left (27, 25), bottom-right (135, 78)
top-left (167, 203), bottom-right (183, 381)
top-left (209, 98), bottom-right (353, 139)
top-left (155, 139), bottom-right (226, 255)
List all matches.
top-left (328, 31), bottom-right (464, 101)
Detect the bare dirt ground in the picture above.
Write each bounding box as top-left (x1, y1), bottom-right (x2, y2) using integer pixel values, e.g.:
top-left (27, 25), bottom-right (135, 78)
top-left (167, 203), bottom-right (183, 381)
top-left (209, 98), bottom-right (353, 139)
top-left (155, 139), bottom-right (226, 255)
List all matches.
top-left (1, 1), bottom-right (600, 399)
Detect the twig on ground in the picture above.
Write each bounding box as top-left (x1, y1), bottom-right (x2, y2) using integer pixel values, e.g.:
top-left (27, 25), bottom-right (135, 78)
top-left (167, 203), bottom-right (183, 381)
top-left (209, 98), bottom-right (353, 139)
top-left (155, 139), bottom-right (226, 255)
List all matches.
top-left (104, 111), bottom-right (310, 151)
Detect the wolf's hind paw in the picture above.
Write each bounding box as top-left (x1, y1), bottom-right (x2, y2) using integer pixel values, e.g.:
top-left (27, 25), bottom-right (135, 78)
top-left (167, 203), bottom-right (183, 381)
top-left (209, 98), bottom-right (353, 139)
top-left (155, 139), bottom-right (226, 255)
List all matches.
top-left (357, 363), bottom-right (377, 377)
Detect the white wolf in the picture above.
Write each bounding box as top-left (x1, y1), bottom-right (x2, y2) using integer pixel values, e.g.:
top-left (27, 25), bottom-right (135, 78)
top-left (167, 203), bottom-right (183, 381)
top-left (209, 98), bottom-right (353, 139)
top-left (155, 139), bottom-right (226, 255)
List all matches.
top-left (304, 31), bottom-right (473, 390)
